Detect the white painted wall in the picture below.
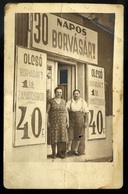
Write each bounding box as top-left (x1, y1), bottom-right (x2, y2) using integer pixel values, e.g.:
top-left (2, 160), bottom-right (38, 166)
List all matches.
top-left (85, 116), bottom-right (113, 160)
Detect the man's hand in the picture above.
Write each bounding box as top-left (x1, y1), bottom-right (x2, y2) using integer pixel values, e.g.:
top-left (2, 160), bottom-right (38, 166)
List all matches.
top-left (84, 123), bottom-right (88, 128)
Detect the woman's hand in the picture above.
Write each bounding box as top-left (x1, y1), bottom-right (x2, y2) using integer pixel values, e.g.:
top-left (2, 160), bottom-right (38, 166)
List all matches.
top-left (66, 121), bottom-right (69, 128)
top-left (47, 122), bottom-right (51, 128)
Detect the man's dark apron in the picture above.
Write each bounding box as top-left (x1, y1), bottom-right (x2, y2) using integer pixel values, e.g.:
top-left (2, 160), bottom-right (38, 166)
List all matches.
top-left (68, 100), bottom-right (86, 154)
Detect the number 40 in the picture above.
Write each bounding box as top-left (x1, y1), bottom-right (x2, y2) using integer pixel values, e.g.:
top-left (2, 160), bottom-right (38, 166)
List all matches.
top-left (89, 110), bottom-right (103, 135)
top-left (17, 106), bottom-right (42, 139)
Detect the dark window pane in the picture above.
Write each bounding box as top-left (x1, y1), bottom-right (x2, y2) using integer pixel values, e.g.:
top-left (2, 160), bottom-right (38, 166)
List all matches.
top-left (60, 70), bottom-right (67, 84)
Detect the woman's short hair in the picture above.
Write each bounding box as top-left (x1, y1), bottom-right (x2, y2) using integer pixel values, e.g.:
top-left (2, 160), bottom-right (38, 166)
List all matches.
top-left (73, 89), bottom-right (80, 95)
top-left (54, 87), bottom-right (62, 94)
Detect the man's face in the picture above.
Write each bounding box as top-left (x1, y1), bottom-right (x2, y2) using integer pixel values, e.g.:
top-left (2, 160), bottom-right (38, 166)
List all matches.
top-left (73, 91), bottom-right (80, 100)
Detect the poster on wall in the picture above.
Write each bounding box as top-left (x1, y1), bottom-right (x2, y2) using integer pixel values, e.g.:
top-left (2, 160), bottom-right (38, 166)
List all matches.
top-left (13, 47), bottom-right (47, 146)
top-left (87, 65), bottom-right (106, 140)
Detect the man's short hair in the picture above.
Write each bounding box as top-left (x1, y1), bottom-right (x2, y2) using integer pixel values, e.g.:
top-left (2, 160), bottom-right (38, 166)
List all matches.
top-left (73, 89), bottom-right (80, 95)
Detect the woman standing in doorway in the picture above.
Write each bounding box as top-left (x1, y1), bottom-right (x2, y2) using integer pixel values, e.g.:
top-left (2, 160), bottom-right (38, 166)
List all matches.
top-left (47, 87), bottom-right (69, 159)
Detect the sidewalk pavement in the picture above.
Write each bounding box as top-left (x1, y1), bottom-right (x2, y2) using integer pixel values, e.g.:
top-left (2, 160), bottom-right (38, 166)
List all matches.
top-left (47, 145), bottom-right (113, 162)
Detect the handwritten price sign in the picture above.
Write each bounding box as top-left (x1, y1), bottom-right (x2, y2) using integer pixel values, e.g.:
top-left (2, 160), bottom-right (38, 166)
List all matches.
top-left (13, 47), bottom-right (47, 146)
top-left (87, 65), bottom-right (106, 140)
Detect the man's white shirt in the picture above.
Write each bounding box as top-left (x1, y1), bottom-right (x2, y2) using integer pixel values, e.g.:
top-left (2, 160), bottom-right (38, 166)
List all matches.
top-left (66, 98), bottom-right (89, 113)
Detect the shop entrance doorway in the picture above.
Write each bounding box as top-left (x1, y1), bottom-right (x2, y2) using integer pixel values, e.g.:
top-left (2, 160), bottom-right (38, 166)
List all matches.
top-left (58, 63), bottom-right (76, 102)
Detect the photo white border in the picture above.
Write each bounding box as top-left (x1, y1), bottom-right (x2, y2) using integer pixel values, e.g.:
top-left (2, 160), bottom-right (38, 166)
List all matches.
top-left (4, 3), bottom-right (123, 189)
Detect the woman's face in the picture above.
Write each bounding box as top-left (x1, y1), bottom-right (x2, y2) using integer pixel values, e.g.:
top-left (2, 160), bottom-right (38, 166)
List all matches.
top-left (55, 89), bottom-right (62, 98)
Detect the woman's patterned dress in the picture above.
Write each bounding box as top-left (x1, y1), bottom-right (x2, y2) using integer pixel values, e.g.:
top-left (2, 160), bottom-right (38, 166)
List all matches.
top-left (48, 98), bottom-right (67, 144)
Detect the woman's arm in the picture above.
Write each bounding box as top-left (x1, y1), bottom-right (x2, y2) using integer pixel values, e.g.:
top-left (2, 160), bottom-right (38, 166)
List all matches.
top-left (47, 103), bottom-right (51, 128)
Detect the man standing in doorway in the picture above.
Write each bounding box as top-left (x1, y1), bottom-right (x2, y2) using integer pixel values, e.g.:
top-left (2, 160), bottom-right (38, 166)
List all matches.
top-left (66, 89), bottom-right (89, 156)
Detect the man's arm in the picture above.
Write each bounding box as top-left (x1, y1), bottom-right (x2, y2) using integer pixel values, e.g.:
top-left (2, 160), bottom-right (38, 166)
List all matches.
top-left (83, 100), bottom-right (89, 128)
top-left (66, 100), bottom-right (71, 111)
top-left (84, 112), bottom-right (89, 128)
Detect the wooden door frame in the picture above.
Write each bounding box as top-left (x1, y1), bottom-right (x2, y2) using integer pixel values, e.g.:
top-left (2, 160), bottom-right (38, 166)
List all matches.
top-left (58, 64), bottom-right (76, 101)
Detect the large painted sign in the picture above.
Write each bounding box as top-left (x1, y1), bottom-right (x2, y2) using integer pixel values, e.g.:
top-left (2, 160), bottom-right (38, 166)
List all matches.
top-left (87, 65), bottom-right (106, 140)
top-left (32, 13), bottom-right (98, 64)
top-left (13, 47), bottom-right (47, 146)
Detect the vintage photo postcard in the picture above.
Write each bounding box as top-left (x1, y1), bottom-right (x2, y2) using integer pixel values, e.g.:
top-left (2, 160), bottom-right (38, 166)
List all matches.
top-left (4, 3), bottom-right (123, 189)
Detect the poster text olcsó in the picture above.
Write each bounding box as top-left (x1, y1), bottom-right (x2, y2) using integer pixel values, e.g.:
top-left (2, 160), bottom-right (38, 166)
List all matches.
top-left (14, 47), bottom-right (46, 146)
top-left (87, 65), bottom-right (106, 140)
top-left (32, 13), bottom-right (98, 64)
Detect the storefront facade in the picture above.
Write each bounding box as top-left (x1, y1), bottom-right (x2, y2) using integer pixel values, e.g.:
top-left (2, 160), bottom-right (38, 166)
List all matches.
top-left (13, 12), bottom-right (114, 161)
